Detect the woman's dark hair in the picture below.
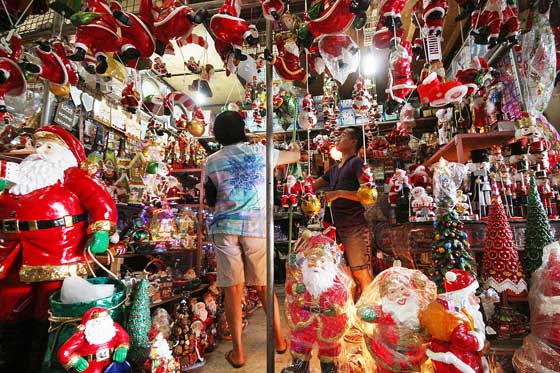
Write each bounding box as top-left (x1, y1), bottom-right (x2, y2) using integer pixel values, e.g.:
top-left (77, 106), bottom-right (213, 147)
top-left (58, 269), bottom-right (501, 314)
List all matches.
top-left (213, 111), bottom-right (248, 146)
top-left (345, 127), bottom-right (363, 153)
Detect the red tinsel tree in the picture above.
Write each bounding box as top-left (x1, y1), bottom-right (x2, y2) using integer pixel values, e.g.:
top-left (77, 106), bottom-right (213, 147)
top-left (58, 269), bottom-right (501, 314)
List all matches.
top-left (481, 192), bottom-right (527, 295)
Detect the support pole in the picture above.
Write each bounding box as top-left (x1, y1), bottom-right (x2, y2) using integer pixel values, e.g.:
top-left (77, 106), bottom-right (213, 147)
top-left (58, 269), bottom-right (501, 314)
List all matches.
top-left (39, 80), bottom-right (55, 126)
top-left (265, 18), bottom-right (275, 373)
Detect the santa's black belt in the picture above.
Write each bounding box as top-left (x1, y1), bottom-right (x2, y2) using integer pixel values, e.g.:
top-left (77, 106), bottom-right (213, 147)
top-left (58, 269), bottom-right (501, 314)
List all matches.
top-left (303, 305), bottom-right (331, 314)
top-left (83, 348), bottom-right (114, 362)
top-left (1, 213), bottom-right (88, 233)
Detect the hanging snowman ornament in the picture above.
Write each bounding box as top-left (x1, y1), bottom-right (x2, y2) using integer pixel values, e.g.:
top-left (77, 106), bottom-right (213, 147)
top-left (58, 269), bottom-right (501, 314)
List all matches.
top-left (352, 76), bottom-right (372, 116)
top-left (298, 93), bottom-right (317, 130)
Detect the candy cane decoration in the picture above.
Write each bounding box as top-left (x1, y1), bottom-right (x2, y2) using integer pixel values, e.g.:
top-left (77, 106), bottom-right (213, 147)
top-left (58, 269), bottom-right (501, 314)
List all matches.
top-left (163, 92), bottom-right (196, 113)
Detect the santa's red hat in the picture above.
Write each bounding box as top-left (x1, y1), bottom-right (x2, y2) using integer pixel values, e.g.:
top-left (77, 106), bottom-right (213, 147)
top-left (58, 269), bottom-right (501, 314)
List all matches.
top-left (33, 125), bottom-right (86, 165)
top-left (444, 269), bottom-right (479, 298)
top-left (81, 307), bottom-right (111, 325)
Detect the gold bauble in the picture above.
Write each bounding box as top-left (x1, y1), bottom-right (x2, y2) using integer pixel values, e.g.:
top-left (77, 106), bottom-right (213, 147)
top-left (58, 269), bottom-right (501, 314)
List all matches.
top-left (301, 196), bottom-right (321, 217)
top-left (357, 185), bottom-right (378, 206)
top-left (50, 83), bottom-right (70, 97)
top-left (188, 119), bottom-right (206, 137)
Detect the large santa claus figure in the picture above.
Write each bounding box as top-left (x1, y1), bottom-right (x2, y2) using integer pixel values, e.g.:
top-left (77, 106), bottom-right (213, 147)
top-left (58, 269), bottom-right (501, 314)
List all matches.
top-left (283, 232), bottom-right (352, 373)
top-left (421, 269), bottom-right (488, 373)
top-left (0, 126), bottom-right (117, 371)
top-left (58, 307), bottom-right (129, 373)
top-left (355, 266), bottom-right (437, 373)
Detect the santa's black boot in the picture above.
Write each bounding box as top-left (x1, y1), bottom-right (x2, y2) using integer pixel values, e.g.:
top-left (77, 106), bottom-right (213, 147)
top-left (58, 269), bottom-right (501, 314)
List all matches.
top-left (281, 358), bottom-right (310, 373)
top-left (320, 361), bottom-right (337, 373)
top-left (188, 8), bottom-right (208, 24)
top-left (234, 48), bottom-right (248, 62)
top-left (0, 321), bottom-right (33, 371)
top-left (113, 9), bottom-right (132, 26)
top-left (20, 61), bottom-right (41, 74)
top-left (96, 54), bottom-right (109, 74)
top-left (0, 69), bottom-right (7, 84)
top-left (119, 47), bottom-right (140, 64)
top-left (26, 320), bottom-right (50, 372)
top-left (67, 46), bottom-right (86, 62)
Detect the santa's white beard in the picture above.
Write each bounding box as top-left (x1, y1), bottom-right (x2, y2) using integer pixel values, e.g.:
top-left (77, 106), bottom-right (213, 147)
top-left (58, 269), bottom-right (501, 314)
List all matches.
top-left (302, 262), bottom-right (337, 298)
top-left (465, 302), bottom-right (485, 331)
top-left (153, 337), bottom-right (173, 360)
top-left (84, 317), bottom-right (117, 345)
top-left (10, 145), bottom-right (77, 195)
top-left (381, 294), bottom-right (420, 330)
top-left (206, 301), bottom-right (217, 315)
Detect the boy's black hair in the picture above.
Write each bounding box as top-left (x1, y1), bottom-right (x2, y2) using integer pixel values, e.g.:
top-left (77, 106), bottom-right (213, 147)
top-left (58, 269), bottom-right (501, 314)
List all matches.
top-left (213, 111), bottom-right (248, 146)
top-left (344, 127), bottom-right (363, 153)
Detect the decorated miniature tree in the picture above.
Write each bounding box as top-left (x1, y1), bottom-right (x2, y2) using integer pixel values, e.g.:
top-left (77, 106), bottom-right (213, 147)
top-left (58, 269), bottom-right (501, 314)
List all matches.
top-left (430, 158), bottom-right (477, 291)
top-left (524, 176), bottom-right (554, 277)
top-left (430, 196), bottom-right (477, 291)
top-left (482, 192), bottom-right (527, 295)
top-left (126, 279), bottom-right (152, 361)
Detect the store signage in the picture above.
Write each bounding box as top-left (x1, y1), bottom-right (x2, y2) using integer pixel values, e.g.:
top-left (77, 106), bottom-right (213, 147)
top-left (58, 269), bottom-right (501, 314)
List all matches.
top-left (54, 101), bottom-right (76, 130)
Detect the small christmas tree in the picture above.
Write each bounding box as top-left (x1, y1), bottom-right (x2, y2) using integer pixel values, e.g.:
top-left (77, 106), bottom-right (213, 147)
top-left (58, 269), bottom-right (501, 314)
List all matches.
top-left (126, 279), bottom-right (152, 361)
top-left (524, 176), bottom-right (554, 277)
top-left (482, 192), bottom-right (527, 294)
top-left (430, 195), bottom-right (477, 291)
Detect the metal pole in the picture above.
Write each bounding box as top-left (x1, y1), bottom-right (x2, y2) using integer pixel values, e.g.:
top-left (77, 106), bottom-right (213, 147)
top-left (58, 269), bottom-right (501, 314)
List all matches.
top-left (39, 80), bottom-right (55, 126)
top-left (265, 18), bottom-right (275, 373)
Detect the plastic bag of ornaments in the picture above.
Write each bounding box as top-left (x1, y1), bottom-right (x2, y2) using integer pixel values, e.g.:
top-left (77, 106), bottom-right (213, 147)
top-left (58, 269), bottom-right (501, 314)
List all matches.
top-left (282, 230), bottom-right (354, 372)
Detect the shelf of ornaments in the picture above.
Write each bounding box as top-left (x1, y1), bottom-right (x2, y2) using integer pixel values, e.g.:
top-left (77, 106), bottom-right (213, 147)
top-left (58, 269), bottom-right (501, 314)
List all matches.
top-left (372, 219), bottom-right (560, 258)
top-left (149, 283), bottom-right (210, 309)
top-left (195, 117), bottom-right (438, 142)
top-left (0, 150), bottom-right (33, 162)
top-left (423, 131), bottom-right (517, 167)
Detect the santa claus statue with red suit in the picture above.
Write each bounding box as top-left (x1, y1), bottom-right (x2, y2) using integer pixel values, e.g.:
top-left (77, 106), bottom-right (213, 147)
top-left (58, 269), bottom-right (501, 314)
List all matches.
top-left (423, 0), bottom-right (449, 36)
top-left (470, 0), bottom-right (505, 46)
top-left (387, 168), bottom-right (409, 207)
top-left (282, 174), bottom-right (302, 208)
top-left (67, 0), bottom-right (129, 74)
top-left (266, 34), bottom-right (307, 83)
top-left (421, 269), bottom-right (488, 373)
top-left (409, 164), bottom-right (431, 190)
top-left (352, 76), bottom-right (372, 116)
top-left (298, 93), bottom-right (317, 130)
top-left (283, 232), bottom-right (352, 373)
top-left (513, 241), bottom-right (560, 371)
top-left (121, 81), bottom-right (140, 113)
top-left (58, 307), bottom-right (129, 373)
top-left (210, 0), bottom-right (259, 62)
top-left (356, 266), bottom-right (437, 373)
top-left (0, 126), bottom-right (117, 371)
top-left (373, 0), bottom-right (406, 49)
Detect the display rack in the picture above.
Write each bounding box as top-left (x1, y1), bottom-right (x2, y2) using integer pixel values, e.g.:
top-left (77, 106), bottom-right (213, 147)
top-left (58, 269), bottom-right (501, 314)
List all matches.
top-left (423, 131), bottom-right (516, 167)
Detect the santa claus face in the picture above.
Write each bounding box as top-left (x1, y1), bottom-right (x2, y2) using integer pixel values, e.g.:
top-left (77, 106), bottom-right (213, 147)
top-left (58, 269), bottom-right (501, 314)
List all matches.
top-left (302, 254), bottom-right (337, 298)
top-left (84, 315), bottom-right (116, 345)
top-left (10, 140), bottom-right (77, 195)
top-left (381, 281), bottom-right (420, 329)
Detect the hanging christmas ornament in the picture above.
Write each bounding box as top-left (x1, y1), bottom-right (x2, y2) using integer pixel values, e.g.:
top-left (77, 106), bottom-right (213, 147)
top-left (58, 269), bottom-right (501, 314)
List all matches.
top-left (373, 0), bottom-right (406, 49)
top-left (298, 93), bottom-right (317, 130)
top-left (352, 77), bottom-right (372, 116)
top-left (301, 177), bottom-right (321, 217)
top-left (115, 5), bottom-right (156, 67)
top-left (470, 0), bottom-right (505, 46)
top-left (0, 59), bottom-right (27, 115)
top-left (417, 70), bottom-right (468, 108)
top-left (423, 0), bottom-right (448, 36)
top-left (265, 34), bottom-right (307, 82)
top-left (188, 107), bottom-right (207, 137)
top-left (261, 0), bottom-right (288, 21)
top-left (163, 92), bottom-right (196, 115)
top-left (210, 0), bottom-right (259, 63)
top-left (318, 33), bottom-right (360, 84)
top-left (121, 80), bottom-right (140, 113)
top-left (152, 56), bottom-right (171, 77)
top-left (385, 41), bottom-right (417, 114)
top-left (357, 164), bottom-right (378, 205)
top-left (322, 77), bottom-right (339, 130)
top-left (186, 56), bottom-right (202, 74)
top-left (140, 0), bottom-right (208, 56)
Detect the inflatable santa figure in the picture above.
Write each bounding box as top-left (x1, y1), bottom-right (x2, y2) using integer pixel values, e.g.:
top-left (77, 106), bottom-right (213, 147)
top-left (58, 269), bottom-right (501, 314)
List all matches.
top-left (282, 174), bottom-right (302, 208)
top-left (471, 0), bottom-right (505, 46)
top-left (423, 0), bottom-right (449, 36)
top-left (0, 126), bottom-right (117, 369)
top-left (298, 93), bottom-right (317, 130)
top-left (266, 34), bottom-right (307, 82)
top-left (210, 0), bottom-right (259, 62)
top-left (386, 41), bottom-right (417, 114)
top-left (283, 232), bottom-right (352, 373)
top-left (422, 269), bottom-right (488, 373)
top-left (58, 307), bottom-right (130, 373)
top-left (356, 266), bottom-right (437, 373)
top-left (67, 0), bottom-right (126, 74)
top-left (352, 76), bottom-right (372, 116)
top-left (114, 2), bottom-right (156, 65)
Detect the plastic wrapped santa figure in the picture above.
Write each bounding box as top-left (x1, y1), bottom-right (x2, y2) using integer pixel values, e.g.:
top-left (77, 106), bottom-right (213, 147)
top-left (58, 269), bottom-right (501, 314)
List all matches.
top-left (283, 231), bottom-right (352, 373)
top-left (421, 269), bottom-right (488, 373)
top-left (298, 93), bottom-right (318, 130)
top-left (385, 41), bottom-right (417, 114)
top-left (282, 174), bottom-right (302, 208)
top-left (513, 241), bottom-right (560, 372)
top-left (411, 186), bottom-right (435, 221)
top-left (356, 266), bottom-right (437, 373)
top-left (58, 307), bottom-right (130, 373)
top-left (0, 126), bottom-right (117, 370)
top-left (470, 0), bottom-right (505, 46)
top-left (352, 77), bottom-right (372, 116)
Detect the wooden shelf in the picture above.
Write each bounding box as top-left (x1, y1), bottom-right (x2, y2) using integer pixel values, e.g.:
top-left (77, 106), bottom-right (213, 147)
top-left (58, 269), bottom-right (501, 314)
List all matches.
top-left (423, 131), bottom-right (516, 167)
top-left (116, 249), bottom-right (197, 258)
top-left (149, 283), bottom-right (209, 308)
top-left (170, 168), bottom-right (203, 174)
top-left (0, 150), bottom-right (33, 163)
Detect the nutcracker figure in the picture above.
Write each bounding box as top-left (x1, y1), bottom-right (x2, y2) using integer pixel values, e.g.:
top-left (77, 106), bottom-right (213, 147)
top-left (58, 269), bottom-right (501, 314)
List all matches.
top-left (497, 164), bottom-right (514, 216)
top-left (0, 126), bottom-right (117, 370)
top-left (422, 269), bottom-right (488, 373)
top-left (469, 149), bottom-right (492, 217)
top-left (58, 307), bottom-right (130, 373)
top-left (283, 232), bottom-right (352, 373)
top-left (356, 267), bottom-right (437, 373)
top-left (537, 177), bottom-right (554, 217)
top-left (513, 171), bottom-right (529, 217)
